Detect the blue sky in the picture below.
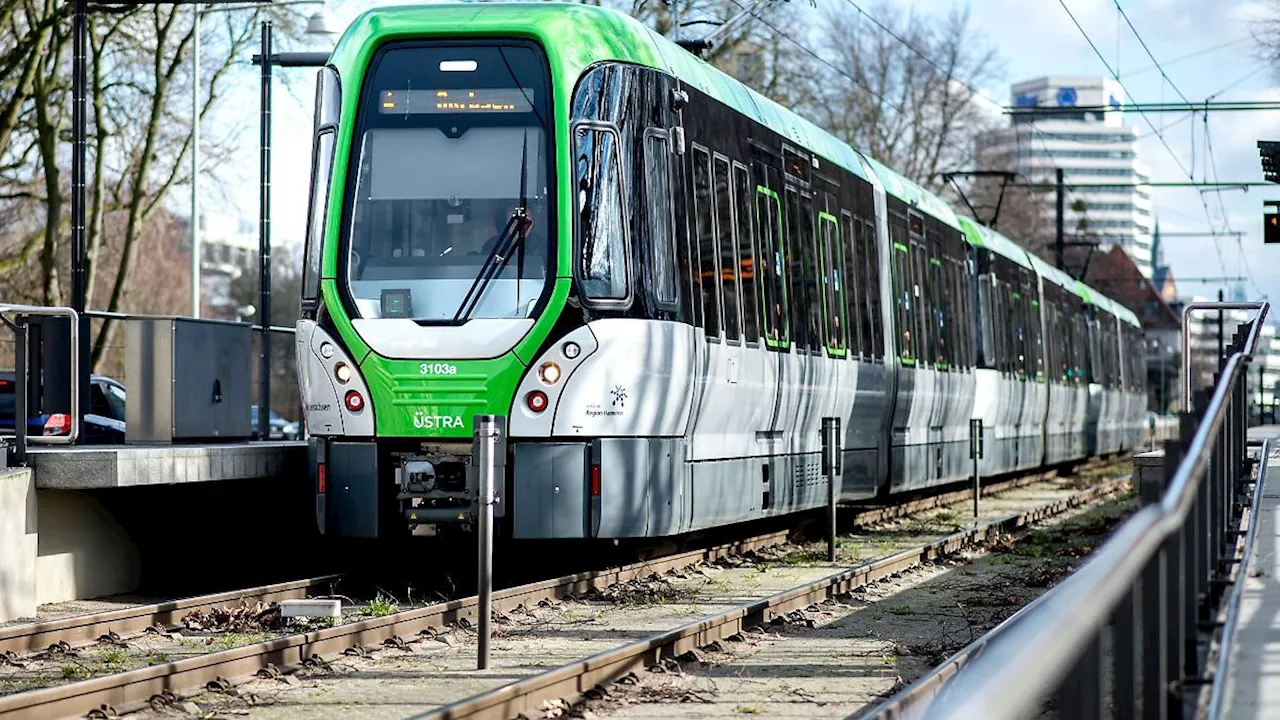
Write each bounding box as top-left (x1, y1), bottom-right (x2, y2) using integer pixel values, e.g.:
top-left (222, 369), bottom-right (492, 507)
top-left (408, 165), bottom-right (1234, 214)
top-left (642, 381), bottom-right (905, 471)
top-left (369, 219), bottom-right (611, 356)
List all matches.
top-left (204, 0), bottom-right (1280, 304)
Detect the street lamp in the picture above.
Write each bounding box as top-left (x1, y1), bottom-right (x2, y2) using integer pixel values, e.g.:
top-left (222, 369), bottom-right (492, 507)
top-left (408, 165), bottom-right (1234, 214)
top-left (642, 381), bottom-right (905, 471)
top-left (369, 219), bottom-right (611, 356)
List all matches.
top-left (190, 0), bottom-right (335, 319)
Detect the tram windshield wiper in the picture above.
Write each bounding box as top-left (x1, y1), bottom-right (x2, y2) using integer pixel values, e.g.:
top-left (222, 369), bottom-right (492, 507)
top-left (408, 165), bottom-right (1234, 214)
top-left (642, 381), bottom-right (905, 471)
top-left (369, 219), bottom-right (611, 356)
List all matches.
top-left (452, 130), bottom-right (531, 323)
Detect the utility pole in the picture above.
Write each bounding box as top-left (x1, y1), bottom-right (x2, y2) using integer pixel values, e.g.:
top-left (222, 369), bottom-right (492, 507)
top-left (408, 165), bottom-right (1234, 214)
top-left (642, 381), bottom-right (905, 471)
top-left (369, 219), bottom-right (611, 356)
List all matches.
top-left (1055, 168), bottom-right (1065, 271)
top-left (1217, 289), bottom-right (1225, 368)
top-left (191, 4), bottom-right (201, 318)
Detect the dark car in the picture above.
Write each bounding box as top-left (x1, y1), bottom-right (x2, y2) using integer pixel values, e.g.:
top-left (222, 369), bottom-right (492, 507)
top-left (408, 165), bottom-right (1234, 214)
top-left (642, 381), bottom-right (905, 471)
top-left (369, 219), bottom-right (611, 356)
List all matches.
top-left (0, 371), bottom-right (127, 444)
top-left (250, 405), bottom-right (293, 441)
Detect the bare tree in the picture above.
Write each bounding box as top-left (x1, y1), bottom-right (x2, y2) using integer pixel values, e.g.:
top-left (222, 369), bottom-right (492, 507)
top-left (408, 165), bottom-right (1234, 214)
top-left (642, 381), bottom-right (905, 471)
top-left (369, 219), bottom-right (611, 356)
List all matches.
top-left (808, 2), bottom-right (1000, 190)
top-left (596, 0), bottom-right (816, 108)
top-left (0, 3), bottom-right (305, 372)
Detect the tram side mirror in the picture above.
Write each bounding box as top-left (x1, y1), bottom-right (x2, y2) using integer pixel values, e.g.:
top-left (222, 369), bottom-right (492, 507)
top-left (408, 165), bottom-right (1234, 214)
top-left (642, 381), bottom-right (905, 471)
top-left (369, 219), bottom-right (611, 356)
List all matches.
top-left (670, 89), bottom-right (689, 112)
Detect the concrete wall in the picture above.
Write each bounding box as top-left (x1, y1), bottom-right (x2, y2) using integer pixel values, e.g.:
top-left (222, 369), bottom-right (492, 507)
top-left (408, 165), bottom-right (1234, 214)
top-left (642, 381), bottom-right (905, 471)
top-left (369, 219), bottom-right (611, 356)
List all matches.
top-left (0, 468), bottom-right (37, 622)
top-left (35, 490), bottom-right (140, 605)
top-left (0, 470), bottom-right (142, 622)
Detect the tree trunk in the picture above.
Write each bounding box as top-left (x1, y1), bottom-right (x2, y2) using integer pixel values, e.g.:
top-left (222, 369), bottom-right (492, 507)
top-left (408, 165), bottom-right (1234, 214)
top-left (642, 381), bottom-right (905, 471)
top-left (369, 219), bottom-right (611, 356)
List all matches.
top-left (84, 14), bottom-right (113, 310)
top-left (32, 19), bottom-right (64, 308)
top-left (92, 7), bottom-right (188, 370)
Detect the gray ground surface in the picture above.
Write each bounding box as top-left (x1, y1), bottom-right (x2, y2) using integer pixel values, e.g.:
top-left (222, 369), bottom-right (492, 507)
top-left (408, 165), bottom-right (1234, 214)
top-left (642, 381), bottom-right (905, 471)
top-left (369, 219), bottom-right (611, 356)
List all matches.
top-left (585, 496), bottom-right (1132, 719)
top-left (123, 471), bottom-right (1129, 720)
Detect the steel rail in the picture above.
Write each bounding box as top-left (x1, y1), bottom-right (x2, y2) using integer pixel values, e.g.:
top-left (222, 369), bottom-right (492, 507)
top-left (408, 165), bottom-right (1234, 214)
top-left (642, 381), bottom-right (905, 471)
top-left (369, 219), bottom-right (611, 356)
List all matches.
top-left (0, 533), bottom-right (790, 720)
top-left (0, 463), bottom-right (1129, 720)
top-left (847, 458), bottom-right (1122, 528)
top-left (0, 575), bottom-right (342, 656)
top-left (1181, 301), bottom-right (1266, 411)
top-left (419, 477), bottom-right (1132, 720)
top-left (1205, 438), bottom-right (1269, 719)
top-left (0, 304), bottom-right (80, 446)
top-left (867, 442), bottom-right (1270, 720)
top-left (926, 347), bottom-right (1261, 720)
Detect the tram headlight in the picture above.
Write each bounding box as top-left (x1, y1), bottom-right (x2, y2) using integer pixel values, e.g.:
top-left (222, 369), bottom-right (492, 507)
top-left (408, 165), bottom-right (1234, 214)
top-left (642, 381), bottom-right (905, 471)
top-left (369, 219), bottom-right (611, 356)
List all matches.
top-left (334, 362), bottom-right (352, 384)
top-left (320, 342), bottom-right (335, 359)
top-left (538, 361), bottom-right (562, 385)
top-left (562, 341), bottom-right (581, 359)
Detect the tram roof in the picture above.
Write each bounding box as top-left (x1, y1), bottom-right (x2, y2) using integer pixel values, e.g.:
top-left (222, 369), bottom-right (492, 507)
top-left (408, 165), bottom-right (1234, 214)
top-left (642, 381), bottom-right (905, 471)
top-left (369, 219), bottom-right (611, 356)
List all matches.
top-left (955, 217), bottom-right (1035, 271)
top-left (1024, 250), bottom-right (1086, 300)
top-left (331, 3), bottom-right (881, 181)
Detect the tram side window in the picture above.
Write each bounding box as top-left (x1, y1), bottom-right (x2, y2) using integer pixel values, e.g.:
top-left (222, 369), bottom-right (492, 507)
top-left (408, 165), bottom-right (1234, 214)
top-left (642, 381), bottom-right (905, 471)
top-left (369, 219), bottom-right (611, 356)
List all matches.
top-left (862, 215), bottom-right (883, 360)
top-left (691, 146), bottom-right (719, 337)
top-left (734, 164), bottom-right (760, 343)
top-left (1029, 285), bottom-right (1043, 379)
top-left (575, 125), bottom-right (629, 301)
top-left (936, 255), bottom-right (948, 367)
top-left (976, 273), bottom-right (995, 369)
top-left (755, 186), bottom-right (787, 346)
top-left (912, 242), bottom-right (929, 365)
top-left (303, 67), bottom-right (340, 310)
top-left (890, 233), bottom-right (913, 362)
top-left (784, 188), bottom-right (809, 351)
top-left (303, 130), bottom-right (335, 307)
top-left (798, 193), bottom-right (821, 352)
top-left (643, 132), bottom-right (678, 307)
top-left (713, 156), bottom-right (741, 341)
top-left (954, 261), bottom-right (970, 369)
top-left (819, 213), bottom-right (846, 355)
top-left (840, 211), bottom-right (862, 357)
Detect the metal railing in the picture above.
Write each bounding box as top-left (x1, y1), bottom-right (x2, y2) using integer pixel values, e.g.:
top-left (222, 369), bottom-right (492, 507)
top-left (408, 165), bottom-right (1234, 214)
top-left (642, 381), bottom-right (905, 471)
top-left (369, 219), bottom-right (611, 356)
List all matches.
top-left (864, 300), bottom-right (1270, 720)
top-left (1182, 301), bottom-right (1268, 412)
top-left (0, 304), bottom-right (81, 460)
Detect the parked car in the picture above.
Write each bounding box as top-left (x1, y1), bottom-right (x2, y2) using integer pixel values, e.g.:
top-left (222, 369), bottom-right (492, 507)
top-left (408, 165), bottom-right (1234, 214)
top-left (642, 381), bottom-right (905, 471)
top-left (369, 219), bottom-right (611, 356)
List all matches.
top-left (0, 371), bottom-right (127, 444)
top-left (250, 405), bottom-right (293, 441)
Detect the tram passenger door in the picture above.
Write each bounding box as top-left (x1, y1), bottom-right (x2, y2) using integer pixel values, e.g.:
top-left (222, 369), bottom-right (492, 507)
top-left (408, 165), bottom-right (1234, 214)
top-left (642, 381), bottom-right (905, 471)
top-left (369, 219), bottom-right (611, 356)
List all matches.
top-left (751, 159), bottom-right (786, 510)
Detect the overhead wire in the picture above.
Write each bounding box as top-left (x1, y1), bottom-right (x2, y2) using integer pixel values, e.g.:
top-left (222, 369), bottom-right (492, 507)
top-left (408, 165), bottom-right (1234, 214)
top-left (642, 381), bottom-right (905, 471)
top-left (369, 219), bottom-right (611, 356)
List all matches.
top-left (1062, 0), bottom-right (1229, 279)
top-left (1114, 0), bottom-right (1243, 285)
top-left (717, 0), bottom-right (952, 150)
top-left (835, 0), bottom-right (1082, 214)
top-left (1124, 35), bottom-right (1250, 78)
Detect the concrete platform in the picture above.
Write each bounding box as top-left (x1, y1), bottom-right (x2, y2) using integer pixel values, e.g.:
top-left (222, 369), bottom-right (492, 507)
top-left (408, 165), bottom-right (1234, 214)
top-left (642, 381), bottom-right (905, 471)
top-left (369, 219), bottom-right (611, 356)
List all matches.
top-left (1217, 437), bottom-right (1280, 717)
top-left (0, 467), bottom-right (139, 622)
top-left (1249, 424), bottom-right (1280, 441)
top-left (0, 441), bottom-right (314, 622)
top-left (26, 440), bottom-right (306, 489)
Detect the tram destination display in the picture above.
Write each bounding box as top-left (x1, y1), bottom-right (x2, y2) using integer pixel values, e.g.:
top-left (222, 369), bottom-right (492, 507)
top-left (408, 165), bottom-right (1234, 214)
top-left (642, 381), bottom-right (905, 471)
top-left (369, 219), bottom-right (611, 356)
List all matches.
top-left (379, 88), bottom-right (534, 114)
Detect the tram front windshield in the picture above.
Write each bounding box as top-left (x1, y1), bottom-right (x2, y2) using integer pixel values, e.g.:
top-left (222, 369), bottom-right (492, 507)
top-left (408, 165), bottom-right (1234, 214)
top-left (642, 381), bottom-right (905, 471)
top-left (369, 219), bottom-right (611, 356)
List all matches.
top-left (345, 43), bottom-right (554, 323)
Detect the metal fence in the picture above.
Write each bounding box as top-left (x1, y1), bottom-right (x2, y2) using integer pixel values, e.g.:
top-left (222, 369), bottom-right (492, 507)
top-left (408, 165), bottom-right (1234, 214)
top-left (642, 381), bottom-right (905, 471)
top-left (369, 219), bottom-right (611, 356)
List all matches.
top-left (864, 300), bottom-right (1270, 720)
top-left (1, 305), bottom-right (297, 460)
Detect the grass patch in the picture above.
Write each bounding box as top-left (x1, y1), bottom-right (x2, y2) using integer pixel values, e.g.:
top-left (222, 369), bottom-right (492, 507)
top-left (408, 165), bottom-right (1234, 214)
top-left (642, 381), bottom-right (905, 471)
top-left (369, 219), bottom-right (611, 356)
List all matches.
top-left (888, 605), bottom-right (914, 616)
top-left (60, 664), bottom-right (89, 680)
top-left (99, 647), bottom-right (128, 667)
top-left (366, 594), bottom-right (399, 617)
top-left (736, 704), bottom-right (766, 714)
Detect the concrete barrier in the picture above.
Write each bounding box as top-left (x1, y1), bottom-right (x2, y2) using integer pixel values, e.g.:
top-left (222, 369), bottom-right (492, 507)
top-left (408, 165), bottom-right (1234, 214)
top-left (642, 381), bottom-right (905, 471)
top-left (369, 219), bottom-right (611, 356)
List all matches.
top-left (0, 468), bottom-right (37, 622)
top-left (0, 468), bottom-right (142, 623)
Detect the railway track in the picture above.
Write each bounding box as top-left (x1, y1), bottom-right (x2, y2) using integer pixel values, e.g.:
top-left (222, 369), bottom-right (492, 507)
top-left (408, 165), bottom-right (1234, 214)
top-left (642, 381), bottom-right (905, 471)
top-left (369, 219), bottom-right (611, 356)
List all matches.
top-left (418, 475), bottom-right (1132, 720)
top-left (0, 533), bottom-right (789, 720)
top-left (0, 458), bottom-right (1128, 720)
top-left (845, 457), bottom-right (1121, 528)
top-left (0, 577), bottom-right (341, 657)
